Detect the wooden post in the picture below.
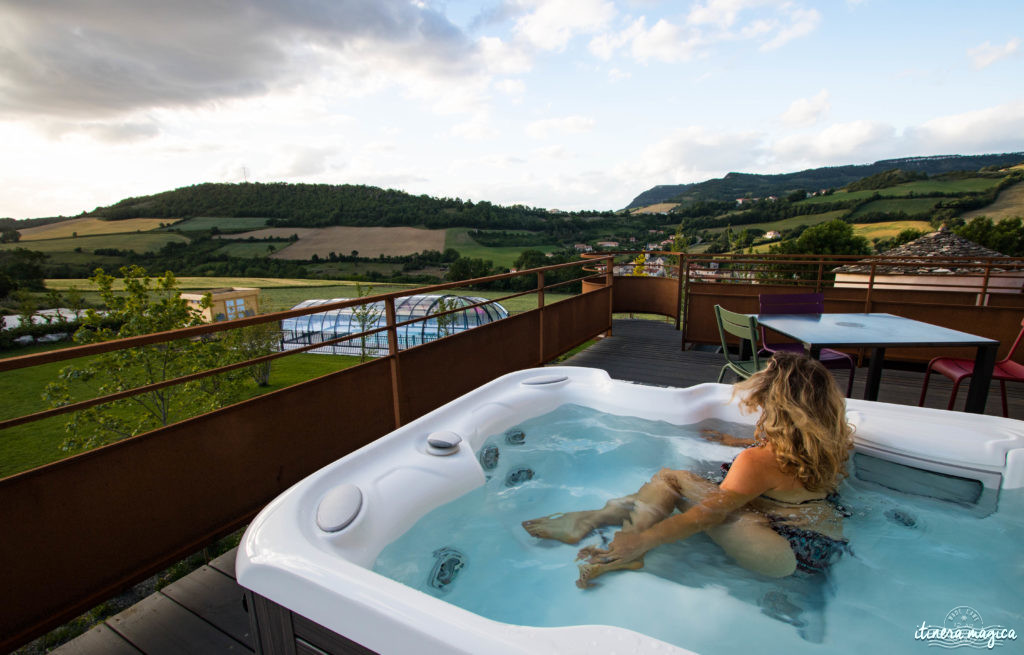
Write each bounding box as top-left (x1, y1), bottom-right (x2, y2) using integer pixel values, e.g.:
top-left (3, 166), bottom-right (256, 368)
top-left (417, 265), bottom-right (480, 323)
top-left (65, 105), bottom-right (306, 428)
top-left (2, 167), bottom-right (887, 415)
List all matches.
top-left (979, 260), bottom-right (992, 307)
top-left (675, 253), bottom-right (685, 331)
top-left (385, 297), bottom-right (402, 428)
top-left (537, 270), bottom-right (545, 365)
top-left (815, 261), bottom-right (824, 293)
top-left (864, 262), bottom-right (876, 313)
top-left (605, 256), bottom-right (614, 336)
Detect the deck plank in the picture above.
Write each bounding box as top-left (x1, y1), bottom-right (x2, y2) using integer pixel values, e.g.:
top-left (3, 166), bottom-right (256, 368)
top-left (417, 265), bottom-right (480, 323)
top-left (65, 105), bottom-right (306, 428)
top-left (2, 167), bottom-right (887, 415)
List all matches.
top-left (209, 548), bottom-right (238, 579)
top-left (161, 565), bottom-right (252, 648)
top-left (106, 593), bottom-right (251, 654)
top-left (50, 623), bottom-right (143, 655)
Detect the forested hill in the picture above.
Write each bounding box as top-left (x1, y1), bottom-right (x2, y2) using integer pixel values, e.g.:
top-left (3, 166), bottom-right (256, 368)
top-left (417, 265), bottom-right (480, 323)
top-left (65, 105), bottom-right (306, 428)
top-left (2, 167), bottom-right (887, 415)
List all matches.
top-left (86, 182), bottom-right (590, 230)
top-left (627, 152), bottom-right (1024, 208)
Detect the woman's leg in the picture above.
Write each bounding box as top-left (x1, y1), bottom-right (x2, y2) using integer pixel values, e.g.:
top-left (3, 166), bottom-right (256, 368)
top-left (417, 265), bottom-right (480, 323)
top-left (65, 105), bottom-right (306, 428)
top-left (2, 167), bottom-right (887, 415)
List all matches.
top-left (522, 468), bottom-right (683, 544)
top-left (579, 469), bottom-right (798, 582)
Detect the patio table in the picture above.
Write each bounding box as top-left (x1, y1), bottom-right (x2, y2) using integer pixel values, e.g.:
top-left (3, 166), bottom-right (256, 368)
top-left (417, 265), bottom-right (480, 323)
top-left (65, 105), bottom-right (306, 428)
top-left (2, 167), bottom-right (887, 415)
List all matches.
top-left (754, 312), bottom-right (999, 413)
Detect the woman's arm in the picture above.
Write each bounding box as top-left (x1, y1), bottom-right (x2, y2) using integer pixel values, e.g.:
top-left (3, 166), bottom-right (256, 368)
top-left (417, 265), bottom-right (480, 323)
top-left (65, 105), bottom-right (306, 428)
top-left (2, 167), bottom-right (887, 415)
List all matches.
top-left (700, 428), bottom-right (757, 448)
top-left (578, 448), bottom-right (773, 564)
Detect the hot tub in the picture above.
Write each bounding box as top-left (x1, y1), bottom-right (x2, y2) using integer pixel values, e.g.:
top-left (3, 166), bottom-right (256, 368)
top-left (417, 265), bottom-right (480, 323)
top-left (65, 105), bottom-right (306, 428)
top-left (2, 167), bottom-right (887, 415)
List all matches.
top-left (237, 367), bottom-right (1024, 655)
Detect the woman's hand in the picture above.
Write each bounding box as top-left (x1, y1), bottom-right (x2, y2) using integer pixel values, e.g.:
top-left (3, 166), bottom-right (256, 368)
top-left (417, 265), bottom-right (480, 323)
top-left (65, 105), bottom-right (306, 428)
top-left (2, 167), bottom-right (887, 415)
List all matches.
top-left (577, 530), bottom-right (651, 565)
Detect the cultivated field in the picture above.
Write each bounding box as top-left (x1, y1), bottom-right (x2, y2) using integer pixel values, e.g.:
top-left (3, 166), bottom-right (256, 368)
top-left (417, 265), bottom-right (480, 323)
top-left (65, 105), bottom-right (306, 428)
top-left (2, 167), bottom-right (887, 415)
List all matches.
top-left (632, 203), bottom-right (679, 214)
top-left (249, 226), bottom-right (447, 259)
top-left (961, 182), bottom-right (1024, 221)
top-left (852, 220), bottom-right (933, 240)
top-left (17, 217), bottom-right (173, 240)
top-left (0, 232), bottom-right (188, 253)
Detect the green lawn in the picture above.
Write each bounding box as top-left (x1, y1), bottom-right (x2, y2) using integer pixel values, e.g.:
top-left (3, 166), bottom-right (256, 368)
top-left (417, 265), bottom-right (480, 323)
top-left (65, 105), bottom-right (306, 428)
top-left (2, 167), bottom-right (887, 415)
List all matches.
top-left (164, 217), bottom-right (273, 232)
top-left (0, 232), bottom-right (189, 254)
top-left (0, 343), bottom-right (362, 478)
top-left (797, 176), bottom-right (1003, 206)
top-left (445, 227), bottom-right (560, 269)
top-left (847, 197), bottom-right (943, 219)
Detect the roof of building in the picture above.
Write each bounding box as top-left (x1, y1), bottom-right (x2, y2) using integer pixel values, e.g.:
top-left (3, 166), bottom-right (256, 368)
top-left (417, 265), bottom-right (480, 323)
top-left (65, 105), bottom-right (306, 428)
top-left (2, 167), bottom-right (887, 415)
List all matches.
top-left (833, 229), bottom-right (1010, 275)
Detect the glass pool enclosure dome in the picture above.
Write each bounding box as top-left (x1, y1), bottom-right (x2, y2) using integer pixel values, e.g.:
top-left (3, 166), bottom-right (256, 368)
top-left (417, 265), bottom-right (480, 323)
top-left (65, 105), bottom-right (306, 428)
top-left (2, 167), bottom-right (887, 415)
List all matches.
top-left (280, 294), bottom-right (510, 356)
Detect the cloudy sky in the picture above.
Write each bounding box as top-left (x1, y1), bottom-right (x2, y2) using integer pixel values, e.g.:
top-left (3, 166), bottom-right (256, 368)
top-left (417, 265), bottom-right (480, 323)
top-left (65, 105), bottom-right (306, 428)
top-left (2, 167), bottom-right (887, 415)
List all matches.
top-left (2, 0), bottom-right (1023, 219)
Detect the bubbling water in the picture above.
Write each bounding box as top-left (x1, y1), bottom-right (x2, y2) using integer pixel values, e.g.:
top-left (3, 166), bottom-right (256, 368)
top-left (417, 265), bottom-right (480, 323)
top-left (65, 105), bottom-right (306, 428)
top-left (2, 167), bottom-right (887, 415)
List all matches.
top-left (373, 404), bottom-right (1023, 655)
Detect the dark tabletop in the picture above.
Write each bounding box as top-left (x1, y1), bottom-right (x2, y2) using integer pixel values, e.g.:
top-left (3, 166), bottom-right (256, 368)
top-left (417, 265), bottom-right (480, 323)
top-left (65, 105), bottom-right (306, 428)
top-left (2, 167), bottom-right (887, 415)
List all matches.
top-left (754, 312), bottom-right (998, 349)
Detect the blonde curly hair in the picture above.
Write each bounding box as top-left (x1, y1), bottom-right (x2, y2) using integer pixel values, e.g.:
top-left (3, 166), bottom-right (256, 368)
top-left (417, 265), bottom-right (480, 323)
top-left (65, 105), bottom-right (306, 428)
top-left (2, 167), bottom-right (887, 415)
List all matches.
top-left (733, 352), bottom-right (853, 492)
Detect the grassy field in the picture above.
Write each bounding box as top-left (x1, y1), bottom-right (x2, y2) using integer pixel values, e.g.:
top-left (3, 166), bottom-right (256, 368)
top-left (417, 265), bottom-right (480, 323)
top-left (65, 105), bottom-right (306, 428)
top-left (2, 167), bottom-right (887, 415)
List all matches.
top-left (165, 216), bottom-right (272, 232)
top-left (18, 217), bottom-right (174, 240)
top-left (704, 210), bottom-right (848, 234)
top-left (852, 220), bottom-right (933, 240)
top-left (445, 227), bottom-right (559, 268)
top-left (0, 343), bottom-right (362, 478)
top-left (798, 176), bottom-right (1004, 206)
top-left (46, 276), bottom-right (350, 291)
top-left (847, 197), bottom-right (943, 219)
top-left (961, 181), bottom-right (1024, 221)
top-left (1, 232), bottom-right (189, 254)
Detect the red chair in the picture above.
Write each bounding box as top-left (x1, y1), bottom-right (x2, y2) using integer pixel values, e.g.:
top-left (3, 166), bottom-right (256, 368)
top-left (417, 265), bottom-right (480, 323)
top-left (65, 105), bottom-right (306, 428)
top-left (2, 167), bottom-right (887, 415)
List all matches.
top-left (919, 318), bottom-right (1024, 416)
top-left (758, 292), bottom-right (856, 397)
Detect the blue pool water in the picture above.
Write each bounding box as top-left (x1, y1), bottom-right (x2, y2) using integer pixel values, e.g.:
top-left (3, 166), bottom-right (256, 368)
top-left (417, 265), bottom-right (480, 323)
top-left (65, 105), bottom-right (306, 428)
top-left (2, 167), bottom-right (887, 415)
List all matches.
top-left (372, 404), bottom-right (1023, 654)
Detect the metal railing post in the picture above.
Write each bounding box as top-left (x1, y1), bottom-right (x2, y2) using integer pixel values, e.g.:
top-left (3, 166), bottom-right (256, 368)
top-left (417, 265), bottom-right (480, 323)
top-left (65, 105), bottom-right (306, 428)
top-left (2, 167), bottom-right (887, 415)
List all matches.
top-left (864, 262), bottom-right (876, 313)
top-left (675, 253), bottom-right (685, 331)
top-left (537, 270), bottom-right (546, 364)
top-left (385, 297), bottom-right (402, 427)
top-left (605, 255), bottom-right (614, 336)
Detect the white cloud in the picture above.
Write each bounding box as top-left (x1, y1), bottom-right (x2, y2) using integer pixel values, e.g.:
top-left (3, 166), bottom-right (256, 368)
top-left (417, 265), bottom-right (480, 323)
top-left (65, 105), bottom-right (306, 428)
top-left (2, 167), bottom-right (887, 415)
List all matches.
top-left (967, 38), bottom-right (1021, 70)
top-left (760, 7), bottom-right (820, 50)
top-left (513, 0), bottom-right (617, 51)
top-left (588, 2), bottom-right (819, 64)
top-left (773, 120), bottom-right (895, 161)
top-left (905, 101), bottom-right (1024, 153)
top-left (495, 78), bottom-right (526, 96)
top-left (525, 115), bottom-right (597, 139)
top-left (451, 114), bottom-right (500, 141)
top-left (620, 126), bottom-right (765, 182)
top-left (781, 89), bottom-right (830, 126)
top-left (687, 0), bottom-right (770, 28)
top-left (608, 67), bottom-right (631, 82)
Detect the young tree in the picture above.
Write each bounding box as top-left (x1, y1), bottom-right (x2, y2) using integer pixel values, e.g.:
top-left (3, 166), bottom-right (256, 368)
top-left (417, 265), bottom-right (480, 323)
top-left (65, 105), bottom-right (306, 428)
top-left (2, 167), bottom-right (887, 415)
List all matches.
top-left (44, 266), bottom-right (248, 453)
top-left (351, 283), bottom-right (384, 362)
top-left (431, 296), bottom-right (461, 338)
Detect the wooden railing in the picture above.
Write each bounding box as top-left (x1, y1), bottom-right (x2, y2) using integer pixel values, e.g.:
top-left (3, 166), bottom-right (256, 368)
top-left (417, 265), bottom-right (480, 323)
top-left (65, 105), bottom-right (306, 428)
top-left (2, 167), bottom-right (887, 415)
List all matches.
top-left (0, 258), bottom-right (613, 652)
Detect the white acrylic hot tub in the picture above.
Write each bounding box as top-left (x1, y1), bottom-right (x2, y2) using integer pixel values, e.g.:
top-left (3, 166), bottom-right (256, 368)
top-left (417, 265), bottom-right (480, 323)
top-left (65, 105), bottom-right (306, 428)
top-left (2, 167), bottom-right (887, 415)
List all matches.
top-left (236, 367), bottom-right (1024, 655)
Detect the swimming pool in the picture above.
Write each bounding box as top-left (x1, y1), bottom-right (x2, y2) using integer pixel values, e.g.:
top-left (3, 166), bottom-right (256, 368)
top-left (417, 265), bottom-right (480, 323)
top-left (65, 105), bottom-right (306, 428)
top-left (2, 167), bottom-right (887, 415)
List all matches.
top-left (237, 367), bottom-right (1024, 654)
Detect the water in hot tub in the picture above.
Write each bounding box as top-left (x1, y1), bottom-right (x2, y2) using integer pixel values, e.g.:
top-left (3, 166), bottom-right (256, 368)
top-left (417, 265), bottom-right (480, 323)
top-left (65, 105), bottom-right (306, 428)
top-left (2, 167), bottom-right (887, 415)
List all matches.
top-left (372, 404), bottom-right (1023, 654)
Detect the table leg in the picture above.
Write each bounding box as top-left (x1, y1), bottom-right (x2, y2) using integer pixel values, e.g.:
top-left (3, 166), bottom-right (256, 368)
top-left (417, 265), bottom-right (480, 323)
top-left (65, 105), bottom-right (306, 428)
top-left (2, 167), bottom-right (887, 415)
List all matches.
top-left (964, 343), bottom-right (998, 414)
top-left (864, 347), bottom-right (885, 401)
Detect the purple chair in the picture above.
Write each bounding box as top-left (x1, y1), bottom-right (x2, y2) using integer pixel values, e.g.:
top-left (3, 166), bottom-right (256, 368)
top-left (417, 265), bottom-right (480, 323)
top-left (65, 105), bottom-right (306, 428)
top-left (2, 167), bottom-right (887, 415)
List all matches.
top-left (758, 292), bottom-right (856, 397)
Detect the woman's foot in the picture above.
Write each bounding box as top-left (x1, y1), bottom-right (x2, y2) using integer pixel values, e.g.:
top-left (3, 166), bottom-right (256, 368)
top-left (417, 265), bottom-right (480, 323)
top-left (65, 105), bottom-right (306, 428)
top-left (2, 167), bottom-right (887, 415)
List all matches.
top-left (576, 556), bottom-right (645, 588)
top-left (522, 512), bottom-right (597, 544)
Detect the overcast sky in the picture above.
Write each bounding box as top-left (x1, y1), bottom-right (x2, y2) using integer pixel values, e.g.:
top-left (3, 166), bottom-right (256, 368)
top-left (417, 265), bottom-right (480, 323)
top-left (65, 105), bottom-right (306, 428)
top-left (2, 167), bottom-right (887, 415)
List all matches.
top-left (2, 0), bottom-right (1023, 219)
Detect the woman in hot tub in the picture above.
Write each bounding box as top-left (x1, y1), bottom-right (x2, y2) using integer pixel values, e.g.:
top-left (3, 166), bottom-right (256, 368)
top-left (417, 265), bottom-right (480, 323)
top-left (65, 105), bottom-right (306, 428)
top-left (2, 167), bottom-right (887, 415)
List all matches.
top-left (522, 352), bottom-right (853, 587)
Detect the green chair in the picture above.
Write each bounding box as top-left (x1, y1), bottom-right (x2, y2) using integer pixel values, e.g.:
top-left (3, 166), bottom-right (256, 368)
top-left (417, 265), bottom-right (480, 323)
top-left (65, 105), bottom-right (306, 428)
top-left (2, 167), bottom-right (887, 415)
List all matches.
top-left (714, 304), bottom-right (768, 383)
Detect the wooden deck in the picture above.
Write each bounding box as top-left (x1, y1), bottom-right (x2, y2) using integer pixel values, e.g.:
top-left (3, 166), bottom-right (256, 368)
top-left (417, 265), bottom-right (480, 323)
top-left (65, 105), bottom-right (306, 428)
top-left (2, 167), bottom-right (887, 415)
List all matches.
top-left (567, 319), bottom-right (1024, 415)
top-left (51, 318), bottom-right (1024, 654)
